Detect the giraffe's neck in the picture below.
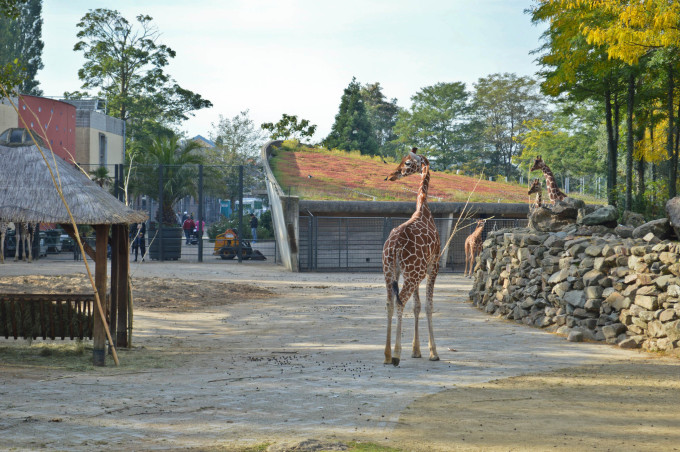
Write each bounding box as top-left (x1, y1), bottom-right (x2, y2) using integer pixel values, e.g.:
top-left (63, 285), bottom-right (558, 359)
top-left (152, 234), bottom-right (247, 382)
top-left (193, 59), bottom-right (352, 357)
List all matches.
top-left (415, 165), bottom-right (431, 216)
top-left (541, 166), bottom-right (563, 202)
top-left (534, 191), bottom-right (542, 208)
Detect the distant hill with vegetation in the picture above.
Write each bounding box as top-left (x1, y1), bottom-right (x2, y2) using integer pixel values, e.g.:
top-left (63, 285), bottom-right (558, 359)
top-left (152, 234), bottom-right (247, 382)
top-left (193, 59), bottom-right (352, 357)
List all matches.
top-left (268, 141), bottom-right (538, 204)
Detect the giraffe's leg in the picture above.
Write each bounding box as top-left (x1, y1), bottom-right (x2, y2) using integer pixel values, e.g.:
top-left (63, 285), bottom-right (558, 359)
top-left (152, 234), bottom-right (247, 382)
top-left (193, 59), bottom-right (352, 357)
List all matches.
top-left (412, 287), bottom-right (422, 358)
top-left (26, 227), bottom-right (33, 263)
top-left (384, 282), bottom-right (395, 365)
top-left (0, 230), bottom-right (4, 264)
top-left (464, 247), bottom-right (470, 277)
top-left (14, 227), bottom-right (20, 262)
top-left (425, 264), bottom-right (440, 361)
top-left (393, 280), bottom-right (416, 366)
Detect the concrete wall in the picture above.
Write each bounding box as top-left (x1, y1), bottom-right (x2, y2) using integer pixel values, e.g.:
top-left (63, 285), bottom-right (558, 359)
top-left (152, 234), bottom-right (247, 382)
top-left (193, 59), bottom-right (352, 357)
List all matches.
top-left (74, 110), bottom-right (125, 166)
top-left (0, 100), bottom-right (17, 132)
top-left (261, 140), bottom-right (299, 271)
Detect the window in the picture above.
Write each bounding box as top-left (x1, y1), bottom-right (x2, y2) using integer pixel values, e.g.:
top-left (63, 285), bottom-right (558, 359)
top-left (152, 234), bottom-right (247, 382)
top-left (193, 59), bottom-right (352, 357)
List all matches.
top-left (99, 133), bottom-right (108, 166)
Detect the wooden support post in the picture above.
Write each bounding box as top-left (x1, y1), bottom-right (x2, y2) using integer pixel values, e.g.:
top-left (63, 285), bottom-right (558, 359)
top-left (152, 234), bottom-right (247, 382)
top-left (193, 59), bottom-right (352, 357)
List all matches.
top-left (116, 224), bottom-right (129, 347)
top-left (93, 224), bottom-right (109, 366)
top-left (110, 226), bottom-right (119, 346)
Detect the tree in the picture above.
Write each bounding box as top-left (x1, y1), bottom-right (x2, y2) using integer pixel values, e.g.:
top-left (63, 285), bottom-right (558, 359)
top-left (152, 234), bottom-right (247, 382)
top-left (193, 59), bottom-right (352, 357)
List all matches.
top-left (73, 9), bottom-right (212, 142)
top-left (0, 0), bottom-right (26, 18)
top-left (471, 73), bottom-right (546, 179)
top-left (207, 110), bottom-right (265, 204)
top-left (360, 82), bottom-right (400, 158)
top-left (130, 135), bottom-right (204, 225)
top-left (323, 77), bottom-right (378, 155)
top-left (261, 113), bottom-right (317, 141)
top-left (394, 82), bottom-right (471, 170)
top-left (530, 1), bottom-right (629, 205)
top-left (515, 100), bottom-right (604, 182)
top-left (89, 166), bottom-right (112, 188)
top-left (0, 0), bottom-right (43, 95)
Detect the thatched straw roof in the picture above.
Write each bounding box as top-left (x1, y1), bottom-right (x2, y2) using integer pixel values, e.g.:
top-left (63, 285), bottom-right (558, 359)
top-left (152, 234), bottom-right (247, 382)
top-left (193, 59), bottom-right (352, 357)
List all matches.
top-left (0, 143), bottom-right (147, 224)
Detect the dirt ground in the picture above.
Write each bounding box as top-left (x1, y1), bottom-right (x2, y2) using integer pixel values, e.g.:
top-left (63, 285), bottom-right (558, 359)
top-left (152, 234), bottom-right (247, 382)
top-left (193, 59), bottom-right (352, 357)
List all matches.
top-left (1, 260), bottom-right (679, 451)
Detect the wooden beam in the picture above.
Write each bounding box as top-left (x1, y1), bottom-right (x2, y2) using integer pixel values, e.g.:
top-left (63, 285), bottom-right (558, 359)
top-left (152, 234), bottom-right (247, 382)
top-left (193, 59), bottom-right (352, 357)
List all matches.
top-left (116, 224), bottom-right (129, 347)
top-left (93, 224), bottom-right (109, 366)
top-left (109, 225), bottom-right (119, 346)
top-left (59, 223), bottom-right (96, 260)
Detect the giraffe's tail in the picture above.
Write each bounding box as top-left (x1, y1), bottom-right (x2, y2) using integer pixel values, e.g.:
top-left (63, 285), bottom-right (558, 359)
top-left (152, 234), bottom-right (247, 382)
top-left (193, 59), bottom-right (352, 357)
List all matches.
top-left (391, 281), bottom-right (402, 306)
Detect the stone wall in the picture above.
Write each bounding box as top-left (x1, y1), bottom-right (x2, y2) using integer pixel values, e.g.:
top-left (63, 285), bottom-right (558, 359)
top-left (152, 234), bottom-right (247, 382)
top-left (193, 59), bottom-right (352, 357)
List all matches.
top-left (469, 226), bottom-right (680, 354)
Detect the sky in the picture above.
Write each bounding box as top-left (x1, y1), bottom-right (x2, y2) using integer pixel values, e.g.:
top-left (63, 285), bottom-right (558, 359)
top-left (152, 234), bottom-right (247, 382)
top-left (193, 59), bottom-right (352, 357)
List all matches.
top-left (39, 0), bottom-right (546, 141)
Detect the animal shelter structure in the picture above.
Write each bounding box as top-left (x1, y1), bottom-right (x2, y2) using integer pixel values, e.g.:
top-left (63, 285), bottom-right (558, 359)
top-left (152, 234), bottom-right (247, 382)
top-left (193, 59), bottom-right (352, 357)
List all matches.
top-left (0, 129), bottom-right (147, 366)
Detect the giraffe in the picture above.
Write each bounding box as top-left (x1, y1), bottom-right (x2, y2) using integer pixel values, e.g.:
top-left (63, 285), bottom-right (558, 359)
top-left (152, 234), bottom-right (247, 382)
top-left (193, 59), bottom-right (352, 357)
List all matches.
top-left (530, 156), bottom-right (566, 204)
top-left (382, 147), bottom-right (440, 366)
top-left (464, 219), bottom-right (486, 278)
top-left (14, 222), bottom-right (35, 263)
top-left (0, 221), bottom-right (7, 264)
top-left (528, 178), bottom-right (543, 209)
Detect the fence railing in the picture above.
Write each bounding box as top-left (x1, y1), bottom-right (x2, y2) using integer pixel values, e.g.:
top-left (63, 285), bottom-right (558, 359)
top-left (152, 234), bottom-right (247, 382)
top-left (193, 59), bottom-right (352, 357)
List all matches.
top-left (298, 216), bottom-right (527, 272)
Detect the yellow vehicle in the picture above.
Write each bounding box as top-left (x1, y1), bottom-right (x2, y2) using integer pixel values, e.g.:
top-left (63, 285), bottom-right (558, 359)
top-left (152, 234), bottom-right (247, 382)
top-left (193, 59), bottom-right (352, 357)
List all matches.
top-left (213, 228), bottom-right (266, 260)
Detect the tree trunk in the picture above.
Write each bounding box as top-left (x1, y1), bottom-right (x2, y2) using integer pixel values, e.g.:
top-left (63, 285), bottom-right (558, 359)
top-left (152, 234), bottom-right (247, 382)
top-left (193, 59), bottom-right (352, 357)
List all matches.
top-left (605, 86), bottom-right (617, 206)
top-left (625, 73), bottom-right (635, 210)
top-left (668, 64), bottom-right (677, 199)
top-left (636, 124), bottom-right (646, 204)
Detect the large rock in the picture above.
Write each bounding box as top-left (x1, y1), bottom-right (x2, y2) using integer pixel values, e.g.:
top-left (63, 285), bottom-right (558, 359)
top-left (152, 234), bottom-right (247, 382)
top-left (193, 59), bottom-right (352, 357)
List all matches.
top-left (579, 205), bottom-right (618, 227)
top-left (632, 218), bottom-right (674, 240)
top-left (665, 197), bottom-right (680, 240)
top-left (621, 210), bottom-right (645, 227)
top-left (528, 206), bottom-right (575, 232)
top-left (552, 197), bottom-right (586, 220)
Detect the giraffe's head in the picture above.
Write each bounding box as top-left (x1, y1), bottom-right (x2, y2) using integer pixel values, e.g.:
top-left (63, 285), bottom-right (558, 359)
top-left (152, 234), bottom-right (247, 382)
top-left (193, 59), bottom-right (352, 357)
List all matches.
top-left (476, 219), bottom-right (486, 230)
top-left (385, 147), bottom-right (426, 181)
top-left (530, 155), bottom-right (546, 172)
top-left (528, 178), bottom-right (542, 195)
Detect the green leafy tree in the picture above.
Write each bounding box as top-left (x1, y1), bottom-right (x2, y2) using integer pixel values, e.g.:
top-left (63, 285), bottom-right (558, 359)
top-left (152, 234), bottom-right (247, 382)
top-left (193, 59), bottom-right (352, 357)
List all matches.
top-left (207, 110), bottom-right (266, 204)
top-left (530, 1), bottom-right (628, 205)
top-left (0, 0), bottom-right (42, 95)
top-left (89, 166), bottom-right (112, 188)
top-left (261, 113), bottom-right (317, 141)
top-left (471, 73), bottom-right (547, 179)
top-left (323, 77), bottom-right (378, 155)
top-left (130, 135), bottom-right (204, 225)
top-left (360, 82), bottom-right (400, 158)
top-left (73, 8), bottom-right (212, 142)
top-left (394, 82), bottom-right (471, 170)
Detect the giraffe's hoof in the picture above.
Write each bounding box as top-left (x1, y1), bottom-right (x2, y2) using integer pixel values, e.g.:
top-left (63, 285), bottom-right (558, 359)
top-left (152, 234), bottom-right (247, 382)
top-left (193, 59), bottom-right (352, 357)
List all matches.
top-left (429, 356), bottom-right (440, 362)
top-left (412, 353), bottom-right (421, 358)
top-left (391, 357), bottom-right (400, 366)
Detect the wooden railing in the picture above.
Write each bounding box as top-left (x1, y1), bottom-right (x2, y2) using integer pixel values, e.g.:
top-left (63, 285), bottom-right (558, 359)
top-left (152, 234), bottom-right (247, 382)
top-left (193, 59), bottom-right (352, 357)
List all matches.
top-left (0, 294), bottom-right (94, 340)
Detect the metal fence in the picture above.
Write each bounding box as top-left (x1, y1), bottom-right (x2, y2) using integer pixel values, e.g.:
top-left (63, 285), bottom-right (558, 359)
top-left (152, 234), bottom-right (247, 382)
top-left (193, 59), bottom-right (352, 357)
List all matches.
top-left (9, 162), bottom-right (278, 264)
top-left (298, 216), bottom-right (527, 272)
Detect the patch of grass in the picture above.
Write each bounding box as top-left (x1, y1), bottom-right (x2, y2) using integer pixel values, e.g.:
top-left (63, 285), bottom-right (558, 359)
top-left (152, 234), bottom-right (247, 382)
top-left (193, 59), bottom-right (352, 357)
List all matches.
top-left (0, 341), bottom-right (183, 373)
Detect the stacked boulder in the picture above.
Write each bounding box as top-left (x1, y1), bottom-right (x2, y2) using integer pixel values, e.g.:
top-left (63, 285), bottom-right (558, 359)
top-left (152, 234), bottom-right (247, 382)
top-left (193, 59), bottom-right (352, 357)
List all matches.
top-left (469, 202), bottom-right (680, 355)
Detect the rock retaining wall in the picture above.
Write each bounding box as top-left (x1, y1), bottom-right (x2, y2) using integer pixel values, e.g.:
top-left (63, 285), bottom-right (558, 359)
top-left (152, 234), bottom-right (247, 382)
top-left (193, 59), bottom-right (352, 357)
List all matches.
top-left (469, 227), bottom-right (680, 354)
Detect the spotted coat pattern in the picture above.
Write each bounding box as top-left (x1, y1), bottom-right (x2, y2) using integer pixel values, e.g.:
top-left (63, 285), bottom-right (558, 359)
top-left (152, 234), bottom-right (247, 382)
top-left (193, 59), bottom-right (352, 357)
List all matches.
top-left (528, 178), bottom-right (543, 209)
top-left (14, 222), bottom-right (35, 263)
top-left (464, 219), bottom-right (486, 278)
top-left (530, 156), bottom-right (566, 204)
top-left (382, 149), bottom-right (440, 366)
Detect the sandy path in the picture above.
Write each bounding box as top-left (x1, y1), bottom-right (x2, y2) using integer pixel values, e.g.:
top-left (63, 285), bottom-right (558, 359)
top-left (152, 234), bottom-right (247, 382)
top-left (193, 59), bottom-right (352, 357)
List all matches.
top-left (0, 260), bottom-right (675, 451)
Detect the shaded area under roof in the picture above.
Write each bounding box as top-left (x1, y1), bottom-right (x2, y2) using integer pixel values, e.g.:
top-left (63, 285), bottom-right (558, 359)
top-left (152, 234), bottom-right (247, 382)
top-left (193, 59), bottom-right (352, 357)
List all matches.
top-left (0, 143), bottom-right (147, 224)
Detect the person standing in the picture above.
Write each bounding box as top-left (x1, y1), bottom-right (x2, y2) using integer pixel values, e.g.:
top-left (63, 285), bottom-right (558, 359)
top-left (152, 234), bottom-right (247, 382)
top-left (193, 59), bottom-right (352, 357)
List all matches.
top-left (134, 222), bottom-right (146, 261)
top-left (130, 222), bottom-right (146, 262)
top-left (250, 213), bottom-right (258, 244)
top-left (182, 216), bottom-right (195, 244)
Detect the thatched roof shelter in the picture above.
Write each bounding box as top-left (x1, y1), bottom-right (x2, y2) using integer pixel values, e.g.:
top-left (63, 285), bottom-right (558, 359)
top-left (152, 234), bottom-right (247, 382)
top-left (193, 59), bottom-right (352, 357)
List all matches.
top-left (0, 142), bottom-right (146, 224)
top-left (0, 131), bottom-right (146, 366)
